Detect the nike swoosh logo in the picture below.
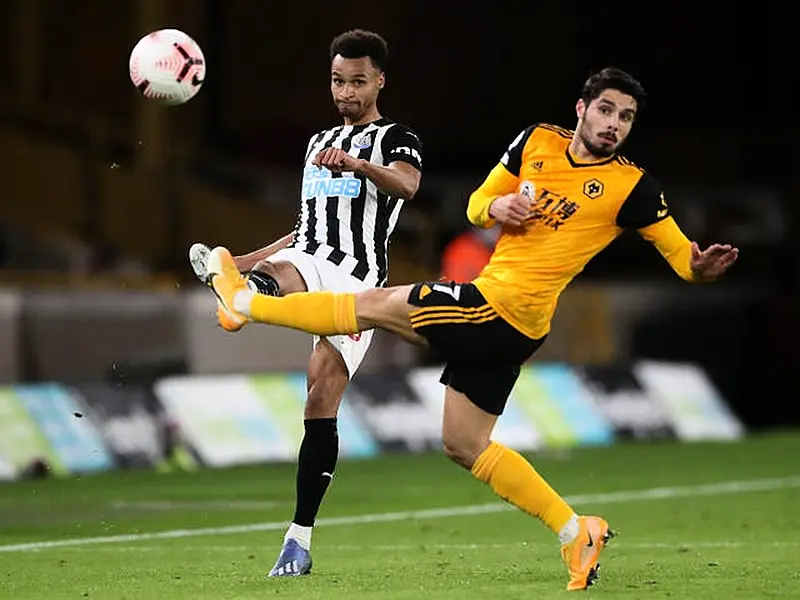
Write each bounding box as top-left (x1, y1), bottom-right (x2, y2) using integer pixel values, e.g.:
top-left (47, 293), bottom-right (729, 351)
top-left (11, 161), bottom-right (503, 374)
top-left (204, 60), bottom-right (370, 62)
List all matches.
top-left (321, 472), bottom-right (333, 479)
top-left (191, 73), bottom-right (204, 86)
top-left (586, 532), bottom-right (594, 547)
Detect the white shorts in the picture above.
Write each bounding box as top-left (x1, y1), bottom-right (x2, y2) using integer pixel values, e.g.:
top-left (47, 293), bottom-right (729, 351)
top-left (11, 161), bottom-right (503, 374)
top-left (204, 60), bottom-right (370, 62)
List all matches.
top-left (267, 247), bottom-right (374, 377)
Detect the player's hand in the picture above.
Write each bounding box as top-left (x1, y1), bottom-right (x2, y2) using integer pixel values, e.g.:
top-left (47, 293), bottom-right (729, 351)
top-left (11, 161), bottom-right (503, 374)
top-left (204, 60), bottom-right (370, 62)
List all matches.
top-left (690, 242), bottom-right (739, 281)
top-left (312, 148), bottom-right (363, 173)
top-left (488, 193), bottom-right (534, 227)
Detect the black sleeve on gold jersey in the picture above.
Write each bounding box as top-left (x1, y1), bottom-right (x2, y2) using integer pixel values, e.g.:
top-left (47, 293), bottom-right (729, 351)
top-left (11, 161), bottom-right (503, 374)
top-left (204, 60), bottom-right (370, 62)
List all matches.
top-left (615, 172), bottom-right (669, 229)
top-left (499, 124), bottom-right (537, 177)
top-left (381, 124), bottom-right (423, 172)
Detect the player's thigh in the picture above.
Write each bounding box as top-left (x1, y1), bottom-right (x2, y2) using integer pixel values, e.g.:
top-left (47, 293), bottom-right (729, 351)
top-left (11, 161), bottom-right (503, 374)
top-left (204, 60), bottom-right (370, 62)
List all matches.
top-left (305, 338), bottom-right (350, 418)
top-left (355, 285), bottom-right (426, 345)
top-left (440, 362), bottom-right (524, 418)
top-left (406, 281), bottom-right (534, 363)
top-left (308, 254), bottom-right (382, 375)
top-left (406, 280), bottom-right (545, 414)
top-left (261, 248), bottom-right (321, 295)
top-left (310, 326), bottom-right (375, 380)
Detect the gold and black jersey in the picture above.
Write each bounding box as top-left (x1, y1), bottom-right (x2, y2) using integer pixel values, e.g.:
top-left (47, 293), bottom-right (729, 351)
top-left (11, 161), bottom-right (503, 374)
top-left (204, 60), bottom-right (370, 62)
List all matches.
top-left (466, 123), bottom-right (697, 340)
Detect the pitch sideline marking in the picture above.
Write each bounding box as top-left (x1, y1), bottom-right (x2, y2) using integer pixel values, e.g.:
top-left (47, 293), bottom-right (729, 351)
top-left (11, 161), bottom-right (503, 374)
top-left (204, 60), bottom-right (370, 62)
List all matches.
top-left (1, 475), bottom-right (798, 553)
top-left (53, 540), bottom-right (800, 553)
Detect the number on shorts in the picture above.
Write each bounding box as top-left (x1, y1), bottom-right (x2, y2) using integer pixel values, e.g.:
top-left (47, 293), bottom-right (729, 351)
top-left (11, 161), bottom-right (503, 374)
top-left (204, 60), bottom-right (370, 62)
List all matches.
top-left (432, 283), bottom-right (461, 302)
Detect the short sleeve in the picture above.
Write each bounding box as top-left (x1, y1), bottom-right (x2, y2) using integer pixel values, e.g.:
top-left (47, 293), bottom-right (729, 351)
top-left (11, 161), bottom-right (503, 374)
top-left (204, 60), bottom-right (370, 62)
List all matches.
top-left (381, 124), bottom-right (423, 172)
top-left (500, 125), bottom-right (537, 177)
top-left (304, 132), bottom-right (321, 163)
top-left (615, 172), bottom-right (670, 229)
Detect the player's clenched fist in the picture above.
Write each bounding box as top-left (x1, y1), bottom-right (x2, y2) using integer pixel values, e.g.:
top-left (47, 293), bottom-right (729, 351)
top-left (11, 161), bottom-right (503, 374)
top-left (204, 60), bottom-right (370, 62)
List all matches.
top-left (313, 147), bottom-right (363, 173)
top-left (488, 193), bottom-right (534, 227)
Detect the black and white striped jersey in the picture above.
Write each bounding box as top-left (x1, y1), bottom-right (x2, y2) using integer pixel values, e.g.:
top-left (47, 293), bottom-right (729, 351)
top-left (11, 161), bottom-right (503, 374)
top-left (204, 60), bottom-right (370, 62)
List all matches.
top-left (289, 117), bottom-right (423, 288)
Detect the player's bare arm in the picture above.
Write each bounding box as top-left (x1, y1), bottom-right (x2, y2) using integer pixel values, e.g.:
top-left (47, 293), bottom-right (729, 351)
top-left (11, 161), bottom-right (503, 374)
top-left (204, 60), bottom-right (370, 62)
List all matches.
top-left (313, 148), bottom-right (420, 199)
top-left (232, 232), bottom-right (295, 272)
top-left (356, 159), bottom-right (420, 200)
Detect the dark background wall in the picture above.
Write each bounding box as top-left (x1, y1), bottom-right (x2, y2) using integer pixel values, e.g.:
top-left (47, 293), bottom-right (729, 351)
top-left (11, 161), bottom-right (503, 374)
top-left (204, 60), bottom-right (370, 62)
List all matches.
top-left (0, 0), bottom-right (796, 427)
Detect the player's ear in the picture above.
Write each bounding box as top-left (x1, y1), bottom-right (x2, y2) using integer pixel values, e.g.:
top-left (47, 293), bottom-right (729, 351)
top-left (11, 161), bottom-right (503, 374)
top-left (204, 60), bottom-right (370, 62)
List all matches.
top-left (576, 99), bottom-right (586, 119)
top-left (378, 72), bottom-right (385, 89)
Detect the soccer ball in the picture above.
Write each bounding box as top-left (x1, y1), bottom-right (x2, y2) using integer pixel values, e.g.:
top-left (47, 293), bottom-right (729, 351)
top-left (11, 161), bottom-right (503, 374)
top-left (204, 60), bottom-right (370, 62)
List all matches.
top-left (129, 29), bottom-right (206, 105)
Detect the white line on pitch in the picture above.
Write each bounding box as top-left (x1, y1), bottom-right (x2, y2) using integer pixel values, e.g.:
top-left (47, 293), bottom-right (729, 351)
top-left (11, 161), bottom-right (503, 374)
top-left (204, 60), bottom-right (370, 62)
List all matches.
top-left (54, 540), bottom-right (800, 553)
top-left (1, 475), bottom-right (798, 553)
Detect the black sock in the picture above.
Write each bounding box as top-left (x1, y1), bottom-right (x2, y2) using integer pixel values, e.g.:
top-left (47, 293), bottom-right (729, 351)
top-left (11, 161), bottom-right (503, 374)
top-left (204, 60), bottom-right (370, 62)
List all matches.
top-left (292, 418), bottom-right (339, 527)
top-left (247, 270), bottom-right (280, 296)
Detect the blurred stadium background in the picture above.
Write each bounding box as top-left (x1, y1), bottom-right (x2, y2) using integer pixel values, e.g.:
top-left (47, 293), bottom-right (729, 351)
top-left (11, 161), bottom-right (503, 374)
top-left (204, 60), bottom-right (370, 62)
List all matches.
top-left (0, 2), bottom-right (798, 598)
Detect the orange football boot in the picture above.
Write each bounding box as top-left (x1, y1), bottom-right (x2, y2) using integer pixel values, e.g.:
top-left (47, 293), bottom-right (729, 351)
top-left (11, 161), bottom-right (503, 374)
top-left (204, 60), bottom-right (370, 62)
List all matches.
top-left (207, 247), bottom-right (250, 330)
top-left (560, 515), bottom-right (615, 591)
top-left (215, 301), bottom-right (245, 332)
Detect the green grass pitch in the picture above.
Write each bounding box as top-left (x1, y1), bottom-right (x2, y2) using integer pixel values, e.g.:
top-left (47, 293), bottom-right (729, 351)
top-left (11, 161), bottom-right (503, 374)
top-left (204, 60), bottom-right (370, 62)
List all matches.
top-left (1, 432), bottom-right (798, 599)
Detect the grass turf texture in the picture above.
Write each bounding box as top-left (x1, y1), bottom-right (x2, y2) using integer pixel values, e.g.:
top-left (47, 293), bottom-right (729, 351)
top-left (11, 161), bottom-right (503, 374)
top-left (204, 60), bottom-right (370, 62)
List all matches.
top-left (1, 432), bottom-right (798, 599)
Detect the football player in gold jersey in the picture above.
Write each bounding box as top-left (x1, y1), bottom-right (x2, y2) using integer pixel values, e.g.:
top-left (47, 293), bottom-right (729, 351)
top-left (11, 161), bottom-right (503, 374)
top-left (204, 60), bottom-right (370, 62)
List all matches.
top-left (204, 67), bottom-right (738, 591)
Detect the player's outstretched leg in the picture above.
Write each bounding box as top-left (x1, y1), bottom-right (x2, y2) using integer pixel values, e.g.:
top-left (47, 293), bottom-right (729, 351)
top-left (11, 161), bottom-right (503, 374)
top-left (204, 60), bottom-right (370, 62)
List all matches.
top-left (206, 246), bottom-right (421, 342)
top-left (207, 246), bottom-right (357, 335)
top-left (441, 385), bottom-right (613, 590)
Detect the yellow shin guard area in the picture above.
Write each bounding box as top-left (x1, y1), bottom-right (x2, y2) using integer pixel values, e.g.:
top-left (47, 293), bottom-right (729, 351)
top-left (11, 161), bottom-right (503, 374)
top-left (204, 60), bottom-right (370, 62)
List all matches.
top-left (471, 441), bottom-right (575, 534)
top-left (248, 291), bottom-right (359, 336)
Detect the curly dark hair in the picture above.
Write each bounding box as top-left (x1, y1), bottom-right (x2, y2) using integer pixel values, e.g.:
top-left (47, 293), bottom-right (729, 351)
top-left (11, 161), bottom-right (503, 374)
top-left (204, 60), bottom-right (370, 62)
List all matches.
top-left (581, 67), bottom-right (647, 110)
top-left (330, 29), bottom-right (389, 72)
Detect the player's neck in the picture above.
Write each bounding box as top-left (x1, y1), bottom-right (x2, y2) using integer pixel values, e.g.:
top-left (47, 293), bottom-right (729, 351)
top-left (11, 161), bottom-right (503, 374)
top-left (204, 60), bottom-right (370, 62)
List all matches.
top-left (568, 136), bottom-right (611, 164)
top-left (344, 108), bottom-right (382, 127)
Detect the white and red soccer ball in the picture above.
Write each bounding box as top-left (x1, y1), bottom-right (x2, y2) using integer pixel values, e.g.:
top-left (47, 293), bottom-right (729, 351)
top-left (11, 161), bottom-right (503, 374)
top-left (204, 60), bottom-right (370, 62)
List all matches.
top-left (129, 29), bottom-right (206, 105)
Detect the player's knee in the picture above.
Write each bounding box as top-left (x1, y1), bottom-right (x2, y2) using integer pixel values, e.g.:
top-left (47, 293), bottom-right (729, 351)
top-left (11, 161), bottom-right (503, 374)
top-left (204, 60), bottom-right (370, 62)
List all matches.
top-left (353, 288), bottom-right (394, 324)
top-left (441, 434), bottom-right (484, 471)
top-left (251, 259), bottom-right (279, 277)
top-left (305, 376), bottom-right (345, 418)
top-left (251, 260), bottom-right (307, 295)
top-left (354, 285), bottom-right (417, 340)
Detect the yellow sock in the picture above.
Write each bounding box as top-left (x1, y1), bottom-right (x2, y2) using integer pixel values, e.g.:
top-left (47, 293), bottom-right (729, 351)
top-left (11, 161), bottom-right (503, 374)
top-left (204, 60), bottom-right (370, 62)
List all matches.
top-left (246, 291), bottom-right (359, 336)
top-left (471, 441), bottom-right (576, 535)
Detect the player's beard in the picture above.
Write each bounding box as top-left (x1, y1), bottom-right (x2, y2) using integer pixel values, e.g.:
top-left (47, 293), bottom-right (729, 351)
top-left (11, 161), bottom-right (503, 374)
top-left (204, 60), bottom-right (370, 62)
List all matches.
top-left (580, 131), bottom-right (616, 158)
